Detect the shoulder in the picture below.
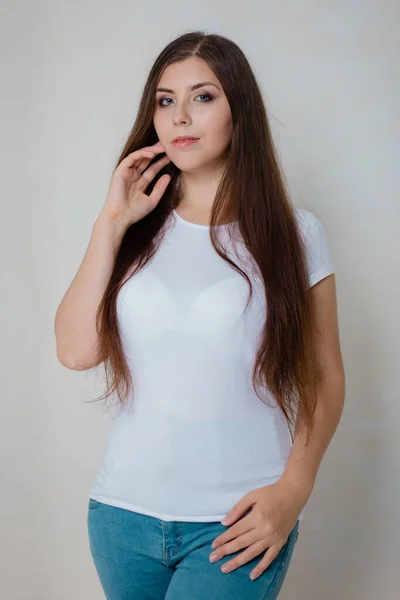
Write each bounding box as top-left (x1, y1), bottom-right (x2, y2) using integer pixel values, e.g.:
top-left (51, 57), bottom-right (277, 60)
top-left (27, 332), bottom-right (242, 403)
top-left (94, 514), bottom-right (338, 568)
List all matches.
top-left (293, 206), bottom-right (314, 232)
top-left (293, 206), bottom-right (335, 288)
top-left (293, 206), bottom-right (330, 242)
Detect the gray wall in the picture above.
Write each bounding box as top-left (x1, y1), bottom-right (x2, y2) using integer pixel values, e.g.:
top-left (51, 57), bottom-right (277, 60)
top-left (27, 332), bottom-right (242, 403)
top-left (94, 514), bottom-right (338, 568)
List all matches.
top-left (2, 1), bottom-right (398, 598)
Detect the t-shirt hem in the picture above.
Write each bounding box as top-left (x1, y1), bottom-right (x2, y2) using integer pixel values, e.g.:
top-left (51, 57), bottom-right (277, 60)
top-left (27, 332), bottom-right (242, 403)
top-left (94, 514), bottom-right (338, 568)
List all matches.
top-left (88, 494), bottom-right (228, 522)
top-left (88, 494), bottom-right (306, 523)
top-left (309, 267), bottom-right (334, 288)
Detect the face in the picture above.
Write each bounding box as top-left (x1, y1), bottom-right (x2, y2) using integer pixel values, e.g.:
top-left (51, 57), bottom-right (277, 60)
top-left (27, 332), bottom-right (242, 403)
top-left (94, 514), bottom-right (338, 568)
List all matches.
top-left (153, 57), bottom-right (233, 173)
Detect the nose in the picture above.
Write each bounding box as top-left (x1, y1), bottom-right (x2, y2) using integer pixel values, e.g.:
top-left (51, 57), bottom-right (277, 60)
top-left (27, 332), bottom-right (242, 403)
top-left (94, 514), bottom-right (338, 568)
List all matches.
top-left (172, 104), bottom-right (191, 126)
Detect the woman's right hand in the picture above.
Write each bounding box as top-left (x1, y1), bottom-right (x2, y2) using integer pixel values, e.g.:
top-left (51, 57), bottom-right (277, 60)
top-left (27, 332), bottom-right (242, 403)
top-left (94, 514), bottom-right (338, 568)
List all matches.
top-left (99, 141), bottom-right (172, 231)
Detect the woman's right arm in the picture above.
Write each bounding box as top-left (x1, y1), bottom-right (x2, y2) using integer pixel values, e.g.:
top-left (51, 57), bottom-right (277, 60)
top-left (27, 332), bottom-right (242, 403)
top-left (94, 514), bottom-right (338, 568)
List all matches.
top-left (54, 215), bottom-right (127, 370)
top-left (54, 141), bottom-right (171, 371)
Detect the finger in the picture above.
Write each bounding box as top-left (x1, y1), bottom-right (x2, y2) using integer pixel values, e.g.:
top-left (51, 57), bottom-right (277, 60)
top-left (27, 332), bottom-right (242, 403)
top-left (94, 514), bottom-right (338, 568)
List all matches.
top-left (132, 145), bottom-right (169, 174)
top-left (137, 147), bottom-right (169, 174)
top-left (123, 150), bottom-right (168, 180)
top-left (221, 495), bottom-right (255, 526)
top-left (210, 530), bottom-right (258, 561)
top-left (249, 546), bottom-right (280, 580)
top-left (212, 515), bottom-right (253, 549)
top-left (123, 146), bottom-right (163, 169)
top-left (135, 153), bottom-right (161, 175)
top-left (147, 173), bottom-right (172, 206)
top-left (125, 150), bottom-right (155, 169)
top-left (139, 154), bottom-right (171, 187)
top-left (219, 540), bottom-right (267, 574)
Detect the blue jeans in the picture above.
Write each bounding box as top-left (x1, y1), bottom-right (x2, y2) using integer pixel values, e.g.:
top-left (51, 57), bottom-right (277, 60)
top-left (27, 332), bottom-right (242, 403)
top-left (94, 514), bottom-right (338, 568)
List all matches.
top-left (87, 499), bottom-right (300, 599)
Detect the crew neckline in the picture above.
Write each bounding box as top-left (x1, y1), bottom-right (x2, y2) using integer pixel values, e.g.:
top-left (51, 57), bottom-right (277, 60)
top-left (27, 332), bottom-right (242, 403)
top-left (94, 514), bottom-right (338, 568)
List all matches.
top-left (172, 208), bottom-right (236, 229)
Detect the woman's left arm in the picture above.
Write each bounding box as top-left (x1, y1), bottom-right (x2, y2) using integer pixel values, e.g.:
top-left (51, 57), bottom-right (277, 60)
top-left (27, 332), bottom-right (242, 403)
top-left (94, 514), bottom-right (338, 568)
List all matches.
top-left (209, 275), bottom-right (345, 579)
top-left (280, 273), bottom-right (346, 499)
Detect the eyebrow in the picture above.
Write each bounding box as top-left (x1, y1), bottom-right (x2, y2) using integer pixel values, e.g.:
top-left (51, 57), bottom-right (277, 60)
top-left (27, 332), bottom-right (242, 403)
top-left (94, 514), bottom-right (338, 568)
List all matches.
top-left (155, 81), bottom-right (220, 93)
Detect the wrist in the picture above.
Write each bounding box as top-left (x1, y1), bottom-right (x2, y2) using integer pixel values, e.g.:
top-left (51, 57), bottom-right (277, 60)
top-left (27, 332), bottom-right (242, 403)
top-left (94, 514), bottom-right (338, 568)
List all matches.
top-left (279, 472), bottom-right (314, 502)
top-left (92, 213), bottom-right (128, 255)
top-left (94, 212), bottom-right (128, 237)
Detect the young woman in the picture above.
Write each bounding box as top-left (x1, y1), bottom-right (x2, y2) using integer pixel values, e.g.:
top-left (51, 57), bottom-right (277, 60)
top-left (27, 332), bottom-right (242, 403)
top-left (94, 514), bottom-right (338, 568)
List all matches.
top-left (55, 30), bottom-right (345, 600)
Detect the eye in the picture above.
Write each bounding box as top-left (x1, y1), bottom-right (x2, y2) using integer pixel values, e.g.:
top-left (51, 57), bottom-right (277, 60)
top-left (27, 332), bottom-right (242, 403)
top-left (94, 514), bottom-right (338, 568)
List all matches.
top-left (196, 93), bottom-right (213, 102)
top-left (158, 93), bottom-right (214, 107)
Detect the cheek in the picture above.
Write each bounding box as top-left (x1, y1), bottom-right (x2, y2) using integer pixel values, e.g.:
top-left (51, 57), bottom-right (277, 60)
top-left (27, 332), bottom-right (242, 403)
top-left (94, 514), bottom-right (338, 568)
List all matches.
top-left (206, 118), bottom-right (232, 150)
top-left (153, 112), bottom-right (166, 137)
top-left (203, 106), bottom-right (232, 138)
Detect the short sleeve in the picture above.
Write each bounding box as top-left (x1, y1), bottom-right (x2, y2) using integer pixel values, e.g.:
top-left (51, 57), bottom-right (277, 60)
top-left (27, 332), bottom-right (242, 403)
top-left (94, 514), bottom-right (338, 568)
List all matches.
top-left (303, 213), bottom-right (335, 288)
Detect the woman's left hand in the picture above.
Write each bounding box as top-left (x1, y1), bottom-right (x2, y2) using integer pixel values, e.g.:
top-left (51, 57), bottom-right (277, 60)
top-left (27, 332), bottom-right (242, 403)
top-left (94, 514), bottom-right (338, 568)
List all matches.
top-left (209, 479), bottom-right (310, 580)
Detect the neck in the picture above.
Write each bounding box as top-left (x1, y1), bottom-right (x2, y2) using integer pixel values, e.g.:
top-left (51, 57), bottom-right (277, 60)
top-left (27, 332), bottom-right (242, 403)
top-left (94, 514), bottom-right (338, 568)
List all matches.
top-left (177, 161), bottom-right (226, 212)
top-left (176, 162), bottom-right (236, 224)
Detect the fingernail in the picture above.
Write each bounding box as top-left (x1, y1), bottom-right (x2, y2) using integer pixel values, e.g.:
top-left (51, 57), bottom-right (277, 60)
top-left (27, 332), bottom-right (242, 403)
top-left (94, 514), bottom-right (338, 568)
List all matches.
top-left (250, 571), bottom-right (259, 580)
top-left (221, 564), bottom-right (230, 573)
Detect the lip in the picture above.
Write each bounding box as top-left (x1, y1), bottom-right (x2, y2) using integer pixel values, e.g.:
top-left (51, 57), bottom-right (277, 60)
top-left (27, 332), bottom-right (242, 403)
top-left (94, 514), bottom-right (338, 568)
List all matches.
top-left (172, 136), bottom-right (200, 147)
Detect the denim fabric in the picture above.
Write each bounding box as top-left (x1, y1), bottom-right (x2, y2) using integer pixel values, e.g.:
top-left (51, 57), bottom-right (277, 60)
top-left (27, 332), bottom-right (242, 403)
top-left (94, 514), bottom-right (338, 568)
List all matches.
top-left (87, 499), bottom-right (299, 599)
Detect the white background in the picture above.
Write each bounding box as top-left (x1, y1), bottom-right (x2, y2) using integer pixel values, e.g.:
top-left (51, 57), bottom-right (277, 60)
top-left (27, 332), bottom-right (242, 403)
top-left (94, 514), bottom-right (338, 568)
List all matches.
top-left (1, 1), bottom-right (399, 598)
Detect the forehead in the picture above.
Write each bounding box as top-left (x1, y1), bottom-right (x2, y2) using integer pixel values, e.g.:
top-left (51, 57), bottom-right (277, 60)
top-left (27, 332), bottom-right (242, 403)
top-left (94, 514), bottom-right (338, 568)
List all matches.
top-left (157, 56), bottom-right (219, 88)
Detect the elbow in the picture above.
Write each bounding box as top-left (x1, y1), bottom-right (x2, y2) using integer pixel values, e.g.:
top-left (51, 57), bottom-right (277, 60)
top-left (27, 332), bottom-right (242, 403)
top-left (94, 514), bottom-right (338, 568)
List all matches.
top-left (56, 350), bottom-right (99, 371)
top-left (56, 352), bottom-right (84, 371)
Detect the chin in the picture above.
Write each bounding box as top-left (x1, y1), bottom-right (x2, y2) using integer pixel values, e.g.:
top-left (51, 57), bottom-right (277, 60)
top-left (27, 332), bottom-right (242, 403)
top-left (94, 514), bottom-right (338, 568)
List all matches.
top-left (173, 156), bottom-right (203, 168)
top-left (177, 162), bottom-right (205, 174)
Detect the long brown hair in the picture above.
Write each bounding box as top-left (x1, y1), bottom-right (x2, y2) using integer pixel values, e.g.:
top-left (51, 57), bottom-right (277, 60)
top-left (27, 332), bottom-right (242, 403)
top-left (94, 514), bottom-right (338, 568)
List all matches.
top-left (88, 30), bottom-right (319, 445)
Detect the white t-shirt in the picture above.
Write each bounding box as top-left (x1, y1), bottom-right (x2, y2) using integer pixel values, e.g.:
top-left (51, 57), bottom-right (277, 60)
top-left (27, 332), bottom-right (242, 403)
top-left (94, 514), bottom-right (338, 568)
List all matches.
top-left (89, 207), bottom-right (335, 522)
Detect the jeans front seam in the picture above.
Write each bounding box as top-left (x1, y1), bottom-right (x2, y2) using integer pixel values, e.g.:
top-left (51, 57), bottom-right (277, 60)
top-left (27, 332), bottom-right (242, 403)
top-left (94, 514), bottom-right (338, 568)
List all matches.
top-left (174, 521), bottom-right (184, 557)
top-left (161, 520), bottom-right (167, 566)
